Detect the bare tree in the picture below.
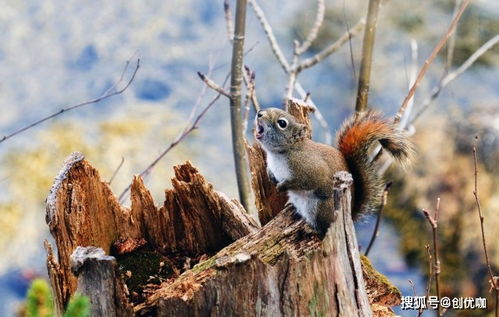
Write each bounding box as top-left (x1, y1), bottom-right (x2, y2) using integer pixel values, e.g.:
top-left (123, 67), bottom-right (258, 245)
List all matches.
top-left (228, 0), bottom-right (258, 219)
top-left (355, 0), bottom-right (382, 115)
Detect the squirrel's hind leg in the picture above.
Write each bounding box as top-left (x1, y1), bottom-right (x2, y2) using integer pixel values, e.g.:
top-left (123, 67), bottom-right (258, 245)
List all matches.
top-left (314, 198), bottom-right (335, 237)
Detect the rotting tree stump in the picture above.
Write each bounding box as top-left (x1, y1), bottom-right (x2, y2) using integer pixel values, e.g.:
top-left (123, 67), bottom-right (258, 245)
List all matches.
top-left (44, 100), bottom-right (401, 316)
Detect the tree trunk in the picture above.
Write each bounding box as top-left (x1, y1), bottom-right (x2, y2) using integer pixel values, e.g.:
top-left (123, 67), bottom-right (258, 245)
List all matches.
top-left (44, 102), bottom-right (400, 316)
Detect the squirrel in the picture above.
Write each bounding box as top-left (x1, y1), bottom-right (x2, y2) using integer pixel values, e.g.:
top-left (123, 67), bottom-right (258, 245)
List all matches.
top-left (254, 107), bottom-right (413, 236)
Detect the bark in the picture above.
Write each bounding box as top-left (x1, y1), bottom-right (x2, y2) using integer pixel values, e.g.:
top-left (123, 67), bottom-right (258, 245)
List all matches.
top-left (355, 0), bottom-right (381, 114)
top-left (45, 103), bottom-right (400, 316)
top-left (70, 246), bottom-right (133, 317)
top-left (229, 0), bottom-right (257, 218)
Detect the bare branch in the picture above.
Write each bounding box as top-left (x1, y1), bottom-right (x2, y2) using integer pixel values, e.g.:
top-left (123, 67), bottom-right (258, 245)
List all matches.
top-left (229, 0), bottom-right (257, 217)
top-left (472, 137), bottom-right (499, 315)
top-left (422, 198), bottom-right (442, 316)
top-left (0, 58), bottom-right (140, 144)
top-left (284, 41), bottom-right (300, 105)
top-left (118, 84), bottom-right (226, 203)
top-left (445, 0), bottom-right (462, 74)
top-left (242, 66), bottom-right (255, 104)
top-left (342, 5), bottom-right (358, 82)
top-left (248, 0), bottom-right (290, 72)
top-left (295, 83), bottom-right (333, 144)
top-left (296, 0), bottom-right (326, 55)
top-left (364, 181), bottom-right (392, 256)
top-left (197, 72), bottom-right (231, 98)
top-left (423, 244), bottom-right (433, 317)
top-left (108, 156), bottom-right (125, 185)
top-left (303, 92), bottom-right (311, 103)
top-left (295, 19), bottom-right (365, 73)
top-left (242, 66), bottom-right (258, 133)
top-left (355, 0), bottom-right (382, 114)
top-left (394, 0), bottom-right (471, 124)
top-left (249, 0), bottom-right (356, 144)
top-left (118, 57), bottom-right (226, 203)
top-left (372, 40), bottom-right (418, 171)
top-left (398, 39), bottom-right (418, 129)
top-left (411, 34), bottom-right (499, 124)
top-left (224, 0), bottom-right (235, 42)
top-left (408, 280), bottom-right (417, 297)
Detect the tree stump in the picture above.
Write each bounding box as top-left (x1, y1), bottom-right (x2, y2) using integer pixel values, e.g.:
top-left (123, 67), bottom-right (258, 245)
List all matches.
top-left (70, 246), bottom-right (132, 316)
top-left (44, 102), bottom-right (400, 316)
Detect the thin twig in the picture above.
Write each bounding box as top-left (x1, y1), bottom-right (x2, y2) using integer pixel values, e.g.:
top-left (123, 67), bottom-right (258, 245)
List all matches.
top-left (411, 34), bottom-right (499, 124)
top-left (295, 19), bottom-right (365, 73)
top-left (423, 244), bottom-right (433, 317)
top-left (248, 0), bottom-right (290, 72)
top-left (399, 39), bottom-right (418, 130)
top-left (118, 58), bottom-right (224, 203)
top-left (224, 0), bottom-right (235, 42)
top-left (408, 280), bottom-right (417, 296)
top-left (408, 279), bottom-right (425, 317)
top-left (303, 92), bottom-right (311, 103)
top-left (343, 2), bottom-right (358, 82)
top-left (0, 59), bottom-right (140, 144)
top-left (197, 72), bottom-right (231, 98)
top-left (296, 0), bottom-right (325, 55)
top-left (242, 66), bottom-right (258, 133)
top-left (284, 40), bottom-right (300, 105)
top-left (365, 181), bottom-right (392, 256)
top-left (118, 85), bottom-right (226, 203)
top-left (444, 0), bottom-right (462, 74)
top-left (249, 0), bottom-right (358, 144)
top-left (394, 0), bottom-right (471, 124)
top-left (473, 136), bottom-right (499, 317)
top-left (295, 83), bottom-right (333, 144)
top-left (422, 197), bottom-right (441, 317)
top-left (373, 40), bottom-right (417, 172)
top-left (355, 0), bottom-right (382, 114)
top-left (108, 156), bottom-right (125, 185)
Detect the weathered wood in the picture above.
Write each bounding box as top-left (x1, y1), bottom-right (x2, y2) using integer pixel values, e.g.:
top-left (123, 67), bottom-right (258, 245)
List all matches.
top-left (70, 246), bottom-right (133, 317)
top-left (287, 98), bottom-right (315, 139)
top-left (45, 103), bottom-right (400, 316)
top-left (45, 154), bottom-right (258, 313)
top-left (44, 241), bottom-right (65, 317)
top-left (134, 172), bottom-right (372, 316)
top-left (361, 255), bottom-right (401, 317)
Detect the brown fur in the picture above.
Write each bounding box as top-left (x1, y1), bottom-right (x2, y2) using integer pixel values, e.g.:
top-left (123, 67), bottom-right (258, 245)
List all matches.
top-left (255, 108), bottom-right (413, 234)
top-left (337, 111), bottom-right (413, 217)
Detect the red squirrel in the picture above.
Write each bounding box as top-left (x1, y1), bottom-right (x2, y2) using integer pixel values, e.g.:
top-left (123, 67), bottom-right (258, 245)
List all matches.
top-left (255, 108), bottom-right (413, 235)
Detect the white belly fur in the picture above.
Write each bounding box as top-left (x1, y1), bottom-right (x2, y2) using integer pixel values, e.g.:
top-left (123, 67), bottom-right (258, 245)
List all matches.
top-left (266, 151), bottom-right (290, 182)
top-left (288, 190), bottom-right (318, 226)
top-left (266, 151), bottom-right (317, 227)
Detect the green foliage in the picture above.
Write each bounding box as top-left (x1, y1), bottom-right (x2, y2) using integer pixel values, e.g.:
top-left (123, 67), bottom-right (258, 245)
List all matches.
top-left (63, 294), bottom-right (90, 317)
top-left (24, 279), bottom-right (90, 317)
top-left (25, 278), bottom-right (53, 317)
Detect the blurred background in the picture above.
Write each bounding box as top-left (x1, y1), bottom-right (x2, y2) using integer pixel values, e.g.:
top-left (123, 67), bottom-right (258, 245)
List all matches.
top-left (0, 0), bottom-right (497, 316)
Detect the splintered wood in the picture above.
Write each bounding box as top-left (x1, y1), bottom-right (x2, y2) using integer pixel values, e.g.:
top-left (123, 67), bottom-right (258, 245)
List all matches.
top-left (45, 101), bottom-right (400, 316)
top-left (45, 155), bottom-right (258, 314)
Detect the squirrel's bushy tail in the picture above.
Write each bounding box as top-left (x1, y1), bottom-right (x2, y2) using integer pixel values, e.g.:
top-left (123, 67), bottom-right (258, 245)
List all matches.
top-left (337, 111), bottom-right (413, 218)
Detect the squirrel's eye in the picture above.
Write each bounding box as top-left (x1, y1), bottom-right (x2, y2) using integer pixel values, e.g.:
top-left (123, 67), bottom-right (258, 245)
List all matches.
top-left (277, 118), bottom-right (288, 129)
